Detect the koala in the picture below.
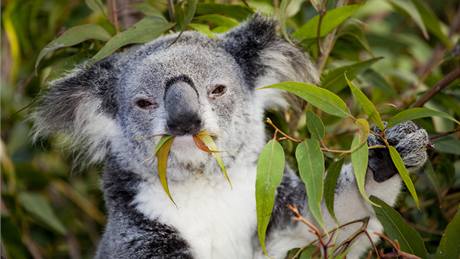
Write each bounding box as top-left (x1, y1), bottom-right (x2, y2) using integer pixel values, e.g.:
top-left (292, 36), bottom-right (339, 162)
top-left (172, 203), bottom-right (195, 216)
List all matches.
top-left (33, 14), bottom-right (429, 259)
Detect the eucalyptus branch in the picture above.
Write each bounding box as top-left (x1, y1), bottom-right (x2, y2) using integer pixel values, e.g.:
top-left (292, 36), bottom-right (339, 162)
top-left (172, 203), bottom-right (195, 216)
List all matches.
top-left (108, 0), bottom-right (120, 32)
top-left (266, 118), bottom-right (302, 143)
top-left (167, 0), bottom-right (176, 23)
top-left (288, 207), bottom-right (371, 259)
top-left (332, 217), bottom-right (370, 256)
top-left (412, 67), bottom-right (460, 107)
top-left (316, 0), bottom-right (349, 73)
top-left (316, 9), bottom-right (326, 57)
top-left (429, 127), bottom-right (460, 141)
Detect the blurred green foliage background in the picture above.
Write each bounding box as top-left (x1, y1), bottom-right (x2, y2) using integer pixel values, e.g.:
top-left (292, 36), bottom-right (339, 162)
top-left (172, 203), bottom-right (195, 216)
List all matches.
top-left (1, 0), bottom-right (459, 258)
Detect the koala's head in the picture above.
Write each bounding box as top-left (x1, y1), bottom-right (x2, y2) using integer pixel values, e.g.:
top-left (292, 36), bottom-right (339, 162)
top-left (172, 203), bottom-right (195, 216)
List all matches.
top-left (33, 14), bottom-right (318, 179)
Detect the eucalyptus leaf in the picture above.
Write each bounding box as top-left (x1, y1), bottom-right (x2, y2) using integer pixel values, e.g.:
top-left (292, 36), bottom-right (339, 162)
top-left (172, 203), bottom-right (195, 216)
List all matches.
top-left (388, 146), bottom-right (419, 207)
top-left (388, 0), bottom-right (428, 39)
top-left (260, 82), bottom-right (351, 118)
top-left (194, 14), bottom-right (239, 28)
top-left (18, 192), bottom-right (66, 234)
top-left (155, 136), bottom-right (176, 204)
top-left (321, 57), bottom-right (383, 93)
top-left (306, 111), bottom-right (325, 140)
top-left (195, 131), bottom-right (232, 187)
top-left (295, 139), bottom-right (326, 230)
top-left (387, 107), bottom-right (460, 128)
top-left (351, 119), bottom-right (377, 206)
top-left (256, 140), bottom-right (285, 255)
top-left (324, 159), bottom-right (344, 222)
top-left (92, 17), bottom-right (174, 62)
top-left (410, 0), bottom-right (451, 47)
top-left (371, 196), bottom-right (428, 257)
top-left (293, 5), bottom-right (361, 41)
top-left (196, 3), bottom-right (253, 21)
top-left (85, 0), bottom-right (106, 17)
top-left (346, 74), bottom-right (384, 130)
top-left (36, 24), bottom-right (111, 71)
top-left (177, 0), bottom-right (198, 31)
top-left (435, 207), bottom-right (460, 259)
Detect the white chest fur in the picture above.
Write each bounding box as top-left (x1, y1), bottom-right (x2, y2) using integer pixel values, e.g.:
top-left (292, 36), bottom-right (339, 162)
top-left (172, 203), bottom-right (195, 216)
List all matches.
top-left (134, 166), bottom-right (257, 259)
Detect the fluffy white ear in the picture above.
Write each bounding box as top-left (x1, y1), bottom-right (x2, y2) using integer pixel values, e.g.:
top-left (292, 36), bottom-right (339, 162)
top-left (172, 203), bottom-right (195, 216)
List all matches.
top-left (221, 14), bottom-right (319, 109)
top-left (32, 58), bottom-right (121, 164)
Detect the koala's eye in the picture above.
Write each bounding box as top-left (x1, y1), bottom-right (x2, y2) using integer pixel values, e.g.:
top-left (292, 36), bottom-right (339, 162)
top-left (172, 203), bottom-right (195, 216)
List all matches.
top-left (208, 84), bottom-right (227, 98)
top-left (134, 98), bottom-right (156, 110)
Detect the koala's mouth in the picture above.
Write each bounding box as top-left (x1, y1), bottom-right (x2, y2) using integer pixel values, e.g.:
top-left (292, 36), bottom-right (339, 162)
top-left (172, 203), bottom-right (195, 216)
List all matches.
top-left (154, 131), bottom-right (231, 203)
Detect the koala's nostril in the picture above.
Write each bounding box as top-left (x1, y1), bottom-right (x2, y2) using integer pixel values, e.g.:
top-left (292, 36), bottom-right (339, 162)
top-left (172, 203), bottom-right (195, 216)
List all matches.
top-left (167, 114), bottom-right (202, 136)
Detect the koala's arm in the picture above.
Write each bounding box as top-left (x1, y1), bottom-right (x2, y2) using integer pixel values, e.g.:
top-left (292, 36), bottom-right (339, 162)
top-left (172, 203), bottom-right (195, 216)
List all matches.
top-left (260, 121), bottom-right (429, 259)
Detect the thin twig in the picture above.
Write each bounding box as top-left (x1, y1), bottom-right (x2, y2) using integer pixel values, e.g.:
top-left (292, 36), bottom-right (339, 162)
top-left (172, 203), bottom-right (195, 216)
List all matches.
top-left (266, 118), bottom-right (302, 143)
top-left (316, 9), bottom-right (326, 57)
top-left (108, 0), bottom-right (120, 32)
top-left (167, 0), bottom-right (176, 22)
top-left (412, 67), bottom-right (460, 107)
top-left (430, 127), bottom-right (460, 141)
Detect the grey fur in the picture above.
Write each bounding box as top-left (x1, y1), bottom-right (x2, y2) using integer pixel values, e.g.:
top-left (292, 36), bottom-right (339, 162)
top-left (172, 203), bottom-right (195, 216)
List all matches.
top-left (33, 14), bottom-right (428, 259)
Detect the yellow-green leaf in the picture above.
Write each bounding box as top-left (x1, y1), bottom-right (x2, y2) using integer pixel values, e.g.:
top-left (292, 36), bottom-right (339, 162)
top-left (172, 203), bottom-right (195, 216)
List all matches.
top-left (195, 131), bottom-right (231, 187)
top-left (256, 140), bottom-right (285, 255)
top-left (387, 107), bottom-right (460, 128)
top-left (346, 75), bottom-right (385, 130)
top-left (292, 5), bottom-right (361, 41)
top-left (388, 146), bottom-right (419, 207)
top-left (295, 139), bottom-right (326, 230)
top-left (351, 119), bottom-right (377, 206)
top-left (259, 82), bottom-right (351, 118)
top-left (155, 135), bottom-right (176, 204)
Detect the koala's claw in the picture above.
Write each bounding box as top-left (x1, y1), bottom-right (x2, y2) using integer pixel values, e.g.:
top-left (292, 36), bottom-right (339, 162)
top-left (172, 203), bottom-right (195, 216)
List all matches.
top-left (368, 121), bottom-right (429, 182)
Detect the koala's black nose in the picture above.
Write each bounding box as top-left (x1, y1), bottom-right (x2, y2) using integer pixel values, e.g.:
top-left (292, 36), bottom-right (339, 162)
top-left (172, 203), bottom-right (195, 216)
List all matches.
top-left (164, 77), bottom-right (202, 136)
top-left (167, 114), bottom-right (202, 136)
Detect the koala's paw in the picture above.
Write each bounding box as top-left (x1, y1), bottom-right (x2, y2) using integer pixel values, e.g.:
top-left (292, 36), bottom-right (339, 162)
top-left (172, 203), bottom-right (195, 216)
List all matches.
top-left (368, 121), bottom-right (429, 182)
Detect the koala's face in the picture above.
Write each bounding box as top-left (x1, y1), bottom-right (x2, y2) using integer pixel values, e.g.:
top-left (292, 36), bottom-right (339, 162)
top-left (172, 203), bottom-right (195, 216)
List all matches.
top-left (33, 15), bottom-right (317, 179)
top-left (116, 38), bottom-right (256, 175)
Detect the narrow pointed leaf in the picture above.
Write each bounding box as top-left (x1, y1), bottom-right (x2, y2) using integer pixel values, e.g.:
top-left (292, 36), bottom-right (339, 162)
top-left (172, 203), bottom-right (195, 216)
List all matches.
top-left (196, 131), bottom-right (231, 186)
top-left (193, 135), bottom-right (213, 153)
top-left (85, 0), bottom-right (107, 17)
top-left (388, 146), bottom-right (419, 208)
top-left (36, 24), bottom-right (111, 71)
top-left (371, 196), bottom-right (428, 257)
top-left (321, 57), bottom-right (383, 93)
top-left (295, 139), bottom-right (326, 230)
top-left (410, 0), bottom-right (451, 48)
top-left (346, 75), bottom-right (385, 130)
top-left (306, 111), bottom-right (325, 140)
top-left (324, 159), bottom-right (344, 222)
top-left (154, 135), bottom-right (174, 154)
top-left (177, 0), bottom-right (198, 31)
top-left (435, 208), bottom-right (460, 259)
top-left (92, 16), bottom-right (174, 62)
top-left (256, 140), bottom-right (285, 255)
top-left (196, 3), bottom-right (253, 21)
top-left (260, 82), bottom-right (351, 118)
top-left (388, 0), bottom-right (428, 39)
top-left (351, 119), bottom-right (377, 206)
top-left (18, 192), bottom-right (66, 235)
top-left (293, 5), bottom-right (361, 41)
top-left (388, 107), bottom-right (460, 128)
top-left (155, 136), bottom-right (176, 204)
